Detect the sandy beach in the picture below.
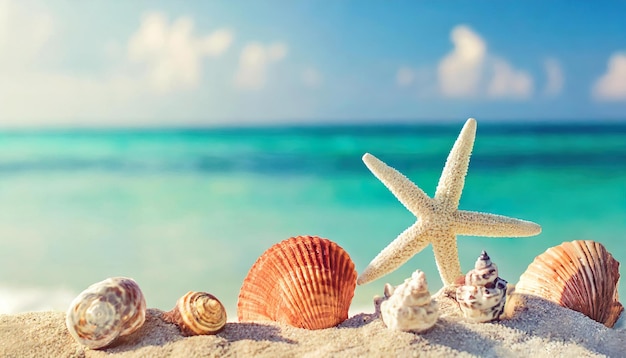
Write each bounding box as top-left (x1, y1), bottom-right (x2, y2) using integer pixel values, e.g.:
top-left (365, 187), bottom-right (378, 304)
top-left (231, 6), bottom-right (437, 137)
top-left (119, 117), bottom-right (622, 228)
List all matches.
top-left (1, 291), bottom-right (624, 358)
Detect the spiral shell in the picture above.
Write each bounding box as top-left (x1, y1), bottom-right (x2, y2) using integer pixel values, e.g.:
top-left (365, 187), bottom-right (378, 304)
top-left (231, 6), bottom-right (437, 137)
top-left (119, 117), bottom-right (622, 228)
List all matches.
top-left (455, 251), bottom-right (508, 323)
top-left (66, 277), bottom-right (146, 349)
top-left (515, 240), bottom-right (623, 327)
top-left (162, 291), bottom-right (227, 336)
top-left (378, 270), bottom-right (439, 332)
top-left (237, 235), bottom-right (357, 330)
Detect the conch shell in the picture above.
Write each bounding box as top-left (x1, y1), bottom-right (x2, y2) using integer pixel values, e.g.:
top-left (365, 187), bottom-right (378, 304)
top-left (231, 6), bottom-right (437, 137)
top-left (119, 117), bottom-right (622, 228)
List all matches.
top-left (456, 251), bottom-right (508, 322)
top-left (378, 270), bottom-right (439, 332)
top-left (66, 277), bottom-right (146, 349)
top-left (515, 240), bottom-right (623, 327)
top-left (237, 235), bottom-right (357, 329)
top-left (162, 291), bottom-right (227, 336)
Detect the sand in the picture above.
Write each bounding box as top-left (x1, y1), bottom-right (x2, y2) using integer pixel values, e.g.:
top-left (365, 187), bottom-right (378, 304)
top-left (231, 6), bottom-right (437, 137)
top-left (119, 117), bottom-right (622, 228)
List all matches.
top-left (1, 292), bottom-right (624, 358)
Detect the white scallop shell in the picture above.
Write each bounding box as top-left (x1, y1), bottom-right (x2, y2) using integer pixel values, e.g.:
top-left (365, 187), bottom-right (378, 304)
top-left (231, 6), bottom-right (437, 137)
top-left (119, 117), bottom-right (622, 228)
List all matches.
top-left (456, 251), bottom-right (507, 323)
top-left (66, 277), bottom-right (146, 349)
top-left (378, 270), bottom-right (439, 332)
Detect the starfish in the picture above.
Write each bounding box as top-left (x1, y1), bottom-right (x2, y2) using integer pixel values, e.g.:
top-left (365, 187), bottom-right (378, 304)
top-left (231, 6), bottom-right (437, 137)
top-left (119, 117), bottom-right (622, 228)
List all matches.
top-left (358, 118), bottom-right (541, 287)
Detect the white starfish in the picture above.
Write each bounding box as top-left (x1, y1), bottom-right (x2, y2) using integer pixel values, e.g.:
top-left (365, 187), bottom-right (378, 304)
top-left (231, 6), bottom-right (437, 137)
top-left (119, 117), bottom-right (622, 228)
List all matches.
top-left (358, 118), bottom-right (541, 287)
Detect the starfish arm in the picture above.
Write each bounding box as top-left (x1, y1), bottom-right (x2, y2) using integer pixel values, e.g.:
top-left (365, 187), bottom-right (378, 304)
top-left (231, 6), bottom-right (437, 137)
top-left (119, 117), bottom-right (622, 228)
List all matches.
top-left (362, 153), bottom-right (433, 218)
top-left (434, 118), bottom-right (477, 210)
top-left (431, 234), bottom-right (463, 286)
top-left (357, 222), bottom-right (429, 285)
top-left (452, 210), bottom-right (542, 237)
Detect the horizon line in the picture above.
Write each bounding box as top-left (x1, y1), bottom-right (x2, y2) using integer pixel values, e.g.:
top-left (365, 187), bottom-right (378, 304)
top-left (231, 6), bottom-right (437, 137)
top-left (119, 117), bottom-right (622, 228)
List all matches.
top-left (1, 117), bottom-right (626, 131)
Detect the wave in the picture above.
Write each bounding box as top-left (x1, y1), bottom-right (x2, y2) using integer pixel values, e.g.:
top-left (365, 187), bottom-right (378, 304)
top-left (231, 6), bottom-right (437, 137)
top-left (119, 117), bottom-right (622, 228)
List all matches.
top-left (0, 286), bottom-right (76, 314)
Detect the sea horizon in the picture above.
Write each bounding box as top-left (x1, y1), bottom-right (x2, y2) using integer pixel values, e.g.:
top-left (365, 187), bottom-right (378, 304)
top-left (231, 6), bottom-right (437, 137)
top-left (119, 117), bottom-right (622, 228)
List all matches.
top-left (1, 117), bottom-right (626, 132)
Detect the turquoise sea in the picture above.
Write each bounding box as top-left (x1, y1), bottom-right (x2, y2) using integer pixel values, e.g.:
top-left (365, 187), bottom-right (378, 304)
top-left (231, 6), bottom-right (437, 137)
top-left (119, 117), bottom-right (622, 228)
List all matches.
top-left (0, 120), bottom-right (625, 322)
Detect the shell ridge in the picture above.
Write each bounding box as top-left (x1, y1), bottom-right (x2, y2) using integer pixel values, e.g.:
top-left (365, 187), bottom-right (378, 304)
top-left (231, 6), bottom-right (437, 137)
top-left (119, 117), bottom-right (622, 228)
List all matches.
top-left (238, 236), bottom-right (356, 329)
top-left (336, 242), bottom-right (355, 320)
top-left (237, 248), bottom-right (270, 321)
top-left (289, 238), bottom-right (316, 328)
top-left (571, 242), bottom-right (596, 316)
top-left (307, 238), bottom-right (329, 329)
top-left (238, 245), bottom-right (283, 322)
top-left (273, 243), bottom-right (305, 325)
top-left (515, 240), bottom-right (623, 327)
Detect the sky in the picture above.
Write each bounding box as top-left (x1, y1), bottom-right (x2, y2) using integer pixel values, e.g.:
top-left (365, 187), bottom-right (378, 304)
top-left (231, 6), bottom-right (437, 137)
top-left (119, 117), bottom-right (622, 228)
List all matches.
top-left (1, 0), bottom-right (626, 127)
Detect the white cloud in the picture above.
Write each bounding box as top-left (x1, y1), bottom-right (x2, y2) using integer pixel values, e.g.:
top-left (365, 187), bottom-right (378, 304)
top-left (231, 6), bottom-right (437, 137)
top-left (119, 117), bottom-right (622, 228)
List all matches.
top-left (438, 25), bottom-right (487, 97)
top-left (267, 42), bottom-right (287, 61)
top-left (543, 58), bottom-right (564, 97)
top-left (302, 67), bottom-right (322, 88)
top-left (436, 25), bottom-right (533, 100)
top-left (487, 58), bottom-right (533, 99)
top-left (0, 0), bottom-right (55, 69)
top-left (0, 3), bottom-right (242, 125)
top-left (128, 12), bottom-right (233, 93)
top-left (592, 52), bottom-right (626, 101)
top-left (234, 42), bottom-right (288, 90)
top-left (396, 66), bottom-right (416, 87)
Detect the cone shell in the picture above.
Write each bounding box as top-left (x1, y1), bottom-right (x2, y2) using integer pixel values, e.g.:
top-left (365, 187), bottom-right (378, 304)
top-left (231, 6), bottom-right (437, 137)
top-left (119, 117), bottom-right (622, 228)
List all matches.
top-left (163, 291), bottom-right (227, 336)
top-left (456, 251), bottom-right (508, 323)
top-left (66, 277), bottom-right (146, 349)
top-left (515, 240), bottom-right (623, 327)
top-left (237, 235), bottom-right (357, 329)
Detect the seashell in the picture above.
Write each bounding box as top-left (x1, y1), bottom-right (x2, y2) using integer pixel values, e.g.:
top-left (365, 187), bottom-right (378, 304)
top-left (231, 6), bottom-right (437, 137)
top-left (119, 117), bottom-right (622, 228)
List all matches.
top-left (237, 235), bottom-right (357, 330)
top-left (456, 251), bottom-right (508, 323)
top-left (162, 291), bottom-right (227, 336)
top-left (66, 277), bottom-right (146, 349)
top-left (515, 240), bottom-right (623, 328)
top-left (378, 270), bottom-right (439, 332)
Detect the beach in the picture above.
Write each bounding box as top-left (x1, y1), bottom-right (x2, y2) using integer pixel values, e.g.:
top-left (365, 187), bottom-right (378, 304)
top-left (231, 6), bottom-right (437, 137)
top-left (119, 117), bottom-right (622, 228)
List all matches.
top-left (0, 123), bottom-right (624, 356)
top-left (1, 292), bottom-right (624, 357)
top-left (1, 123), bottom-right (625, 317)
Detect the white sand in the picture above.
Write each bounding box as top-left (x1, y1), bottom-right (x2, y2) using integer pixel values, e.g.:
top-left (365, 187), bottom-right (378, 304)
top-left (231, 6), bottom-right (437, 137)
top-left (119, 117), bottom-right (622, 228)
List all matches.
top-left (1, 292), bottom-right (624, 358)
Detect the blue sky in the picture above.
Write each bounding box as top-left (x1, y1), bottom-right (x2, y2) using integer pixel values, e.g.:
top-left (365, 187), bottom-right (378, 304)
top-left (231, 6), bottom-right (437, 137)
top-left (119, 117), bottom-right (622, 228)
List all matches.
top-left (1, 1), bottom-right (626, 126)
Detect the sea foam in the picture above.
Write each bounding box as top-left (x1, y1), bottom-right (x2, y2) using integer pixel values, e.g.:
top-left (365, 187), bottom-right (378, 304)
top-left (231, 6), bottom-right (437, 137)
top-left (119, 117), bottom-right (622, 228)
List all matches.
top-left (0, 286), bottom-right (76, 314)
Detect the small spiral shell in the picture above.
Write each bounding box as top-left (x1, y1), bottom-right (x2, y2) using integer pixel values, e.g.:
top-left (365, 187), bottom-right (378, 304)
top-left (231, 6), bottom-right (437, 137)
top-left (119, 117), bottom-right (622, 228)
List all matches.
top-left (163, 291), bottom-right (227, 336)
top-left (378, 270), bottom-right (439, 332)
top-left (65, 277), bottom-right (146, 349)
top-left (456, 251), bottom-right (508, 323)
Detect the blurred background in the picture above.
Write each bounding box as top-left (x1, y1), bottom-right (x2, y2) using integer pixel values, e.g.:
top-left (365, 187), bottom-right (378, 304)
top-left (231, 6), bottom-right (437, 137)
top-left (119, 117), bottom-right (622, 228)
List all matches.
top-left (0, 1), bottom-right (625, 325)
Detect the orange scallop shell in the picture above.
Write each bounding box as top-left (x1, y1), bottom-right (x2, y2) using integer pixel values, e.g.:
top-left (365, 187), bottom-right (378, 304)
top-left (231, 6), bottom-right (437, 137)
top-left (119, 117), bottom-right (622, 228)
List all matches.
top-left (515, 240), bottom-right (623, 327)
top-left (237, 235), bottom-right (357, 329)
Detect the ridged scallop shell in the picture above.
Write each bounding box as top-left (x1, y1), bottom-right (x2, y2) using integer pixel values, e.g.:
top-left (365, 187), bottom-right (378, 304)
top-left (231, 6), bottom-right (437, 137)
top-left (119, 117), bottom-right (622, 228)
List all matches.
top-left (378, 270), bottom-right (439, 332)
top-left (162, 291), bottom-right (227, 335)
top-left (515, 240), bottom-right (623, 327)
top-left (237, 235), bottom-right (357, 329)
top-left (456, 251), bottom-right (508, 323)
top-left (66, 277), bottom-right (146, 349)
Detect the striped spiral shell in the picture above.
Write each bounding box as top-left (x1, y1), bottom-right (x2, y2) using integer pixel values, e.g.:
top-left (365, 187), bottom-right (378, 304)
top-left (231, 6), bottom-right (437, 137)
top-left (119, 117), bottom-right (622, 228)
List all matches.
top-left (238, 235), bottom-right (357, 329)
top-left (65, 277), bottom-right (146, 349)
top-left (162, 291), bottom-right (227, 335)
top-left (455, 251), bottom-right (508, 323)
top-left (515, 240), bottom-right (623, 327)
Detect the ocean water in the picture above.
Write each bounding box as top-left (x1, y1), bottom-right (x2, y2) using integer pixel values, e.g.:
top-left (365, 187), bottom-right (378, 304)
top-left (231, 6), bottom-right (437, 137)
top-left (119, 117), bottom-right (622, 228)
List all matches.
top-left (0, 121), bottom-right (625, 323)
